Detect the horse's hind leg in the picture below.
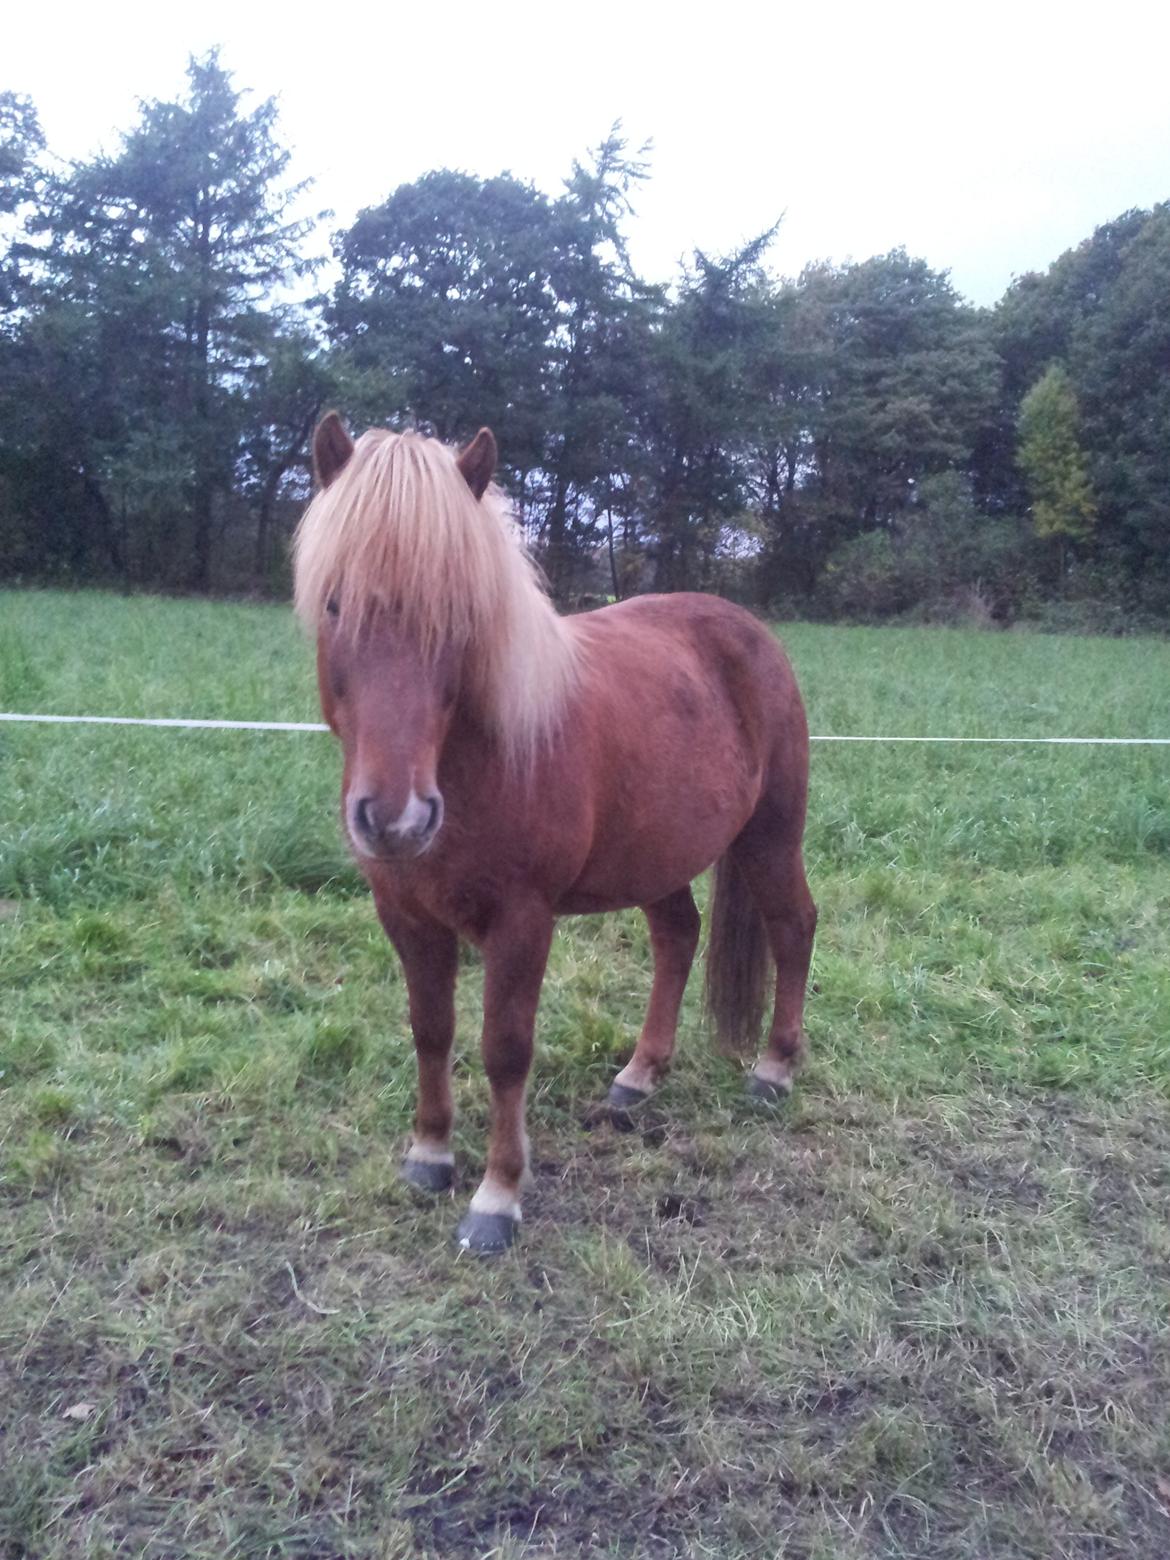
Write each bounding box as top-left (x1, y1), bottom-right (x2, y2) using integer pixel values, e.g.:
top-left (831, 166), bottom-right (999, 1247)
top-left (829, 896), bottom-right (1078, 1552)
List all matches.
top-left (608, 886), bottom-right (701, 1109)
top-left (732, 829), bottom-right (817, 1099)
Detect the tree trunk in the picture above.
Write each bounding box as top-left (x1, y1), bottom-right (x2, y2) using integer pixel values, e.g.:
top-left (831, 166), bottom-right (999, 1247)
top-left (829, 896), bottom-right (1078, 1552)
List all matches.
top-left (253, 408), bottom-right (320, 587)
top-left (189, 193), bottom-right (215, 591)
top-left (605, 508), bottom-right (620, 600)
top-left (545, 470), bottom-right (571, 600)
top-left (191, 482), bottom-right (213, 591)
top-left (254, 487), bottom-right (275, 587)
top-left (80, 470), bottom-right (126, 576)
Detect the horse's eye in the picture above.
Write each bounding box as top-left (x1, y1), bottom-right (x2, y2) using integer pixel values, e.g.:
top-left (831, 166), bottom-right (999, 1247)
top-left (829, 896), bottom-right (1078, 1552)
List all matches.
top-left (325, 597), bottom-right (339, 620)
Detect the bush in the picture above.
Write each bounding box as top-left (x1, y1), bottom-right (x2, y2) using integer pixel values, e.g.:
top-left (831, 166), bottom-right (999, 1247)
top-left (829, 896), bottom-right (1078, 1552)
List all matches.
top-left (818, 530), bottom-right (922, 619)
top-left (817, 475), bottom-right (1040, 624)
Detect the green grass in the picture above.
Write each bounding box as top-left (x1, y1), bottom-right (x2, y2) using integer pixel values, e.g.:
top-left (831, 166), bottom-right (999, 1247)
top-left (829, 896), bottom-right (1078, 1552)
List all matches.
top-left (2, 588), bottom-right (1170, 1558)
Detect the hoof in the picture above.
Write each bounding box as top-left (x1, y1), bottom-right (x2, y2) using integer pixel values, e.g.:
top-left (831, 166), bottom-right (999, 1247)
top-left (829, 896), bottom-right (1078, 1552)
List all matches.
top-left (746, 1073), bottom-right (792, 1105)
top-left (607, 1081), bottom-right (650, 1111)
top-left (456, 1210), bottom-right (518, 1256)
top-left (401, 1156), bottom-right (454, 1194)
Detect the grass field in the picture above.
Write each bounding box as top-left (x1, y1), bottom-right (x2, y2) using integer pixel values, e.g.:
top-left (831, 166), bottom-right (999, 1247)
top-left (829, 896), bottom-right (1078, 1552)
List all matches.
top-left (2, 588), bottom-right (1169, 1559)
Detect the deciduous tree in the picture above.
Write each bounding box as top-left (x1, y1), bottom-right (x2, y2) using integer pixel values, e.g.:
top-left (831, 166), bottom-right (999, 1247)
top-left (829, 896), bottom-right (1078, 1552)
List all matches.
top-left (1017, 363), bottom-right (1096, 578)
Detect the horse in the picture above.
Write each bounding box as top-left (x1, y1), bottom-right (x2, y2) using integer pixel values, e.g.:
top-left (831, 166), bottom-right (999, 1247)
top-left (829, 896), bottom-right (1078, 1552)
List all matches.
top-left (293, 415), bottom-right (817, 1254)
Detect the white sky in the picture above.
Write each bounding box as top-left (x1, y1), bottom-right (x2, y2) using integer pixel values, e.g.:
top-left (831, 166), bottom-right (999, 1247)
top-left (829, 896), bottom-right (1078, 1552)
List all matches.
top-left (9, 0), bottom-right (1170, 304)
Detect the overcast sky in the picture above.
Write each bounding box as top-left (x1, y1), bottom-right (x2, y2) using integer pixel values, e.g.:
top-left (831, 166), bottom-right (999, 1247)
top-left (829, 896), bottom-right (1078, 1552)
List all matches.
top-left (9, 0), bottom-right (1169, 304)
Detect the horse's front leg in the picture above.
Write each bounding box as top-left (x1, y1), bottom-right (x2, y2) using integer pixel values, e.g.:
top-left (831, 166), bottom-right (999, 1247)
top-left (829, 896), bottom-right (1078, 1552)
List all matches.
top-left (457, 907), bottom-right (554, 1255)
top-left (374, 894), bottom-right (460, 1192)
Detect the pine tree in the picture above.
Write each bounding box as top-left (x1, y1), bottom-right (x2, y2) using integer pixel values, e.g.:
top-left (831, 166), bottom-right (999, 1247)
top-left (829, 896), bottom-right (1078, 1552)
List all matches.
top-left (0, 92), bottom-right (45, 309)
top-left (37, 51), bottom-right (317, 586)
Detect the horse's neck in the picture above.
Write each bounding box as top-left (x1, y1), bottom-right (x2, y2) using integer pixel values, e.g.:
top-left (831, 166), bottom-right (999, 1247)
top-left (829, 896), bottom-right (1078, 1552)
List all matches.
top-left (440, 686), bottom-right (576, 812)
top-left (440, 704), bottom-right (515, 805)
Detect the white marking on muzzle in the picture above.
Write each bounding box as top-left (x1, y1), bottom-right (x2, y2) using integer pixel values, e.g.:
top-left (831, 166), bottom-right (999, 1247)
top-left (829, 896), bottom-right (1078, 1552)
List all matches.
top-left (347, 783), bottom-right (440, 857)
top-left (394, 788), bottom-right (435, 836)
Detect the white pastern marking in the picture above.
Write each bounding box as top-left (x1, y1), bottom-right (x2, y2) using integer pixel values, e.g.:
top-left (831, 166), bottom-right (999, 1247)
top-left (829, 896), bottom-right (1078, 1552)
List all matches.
top-left (614, 1060), bottom-right (658, 1095)
top-left (753, 1055), bottom-right (795, 1091)
top-left (405, 1141), bottom-right (454, 1167)
top-left (469, 1178), bottom-right (522, 1221)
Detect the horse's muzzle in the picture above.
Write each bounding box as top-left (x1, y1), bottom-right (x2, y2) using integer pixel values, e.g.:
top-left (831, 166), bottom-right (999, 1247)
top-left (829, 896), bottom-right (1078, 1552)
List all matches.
top-left (349, 789), bottom-right (443, 860)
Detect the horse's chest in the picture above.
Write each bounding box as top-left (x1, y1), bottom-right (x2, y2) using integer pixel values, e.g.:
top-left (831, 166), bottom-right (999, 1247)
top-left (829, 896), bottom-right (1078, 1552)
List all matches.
top-left (401, 872), bottom-right (502, 943)
top-left (395, 837), bottom-right (574, 944)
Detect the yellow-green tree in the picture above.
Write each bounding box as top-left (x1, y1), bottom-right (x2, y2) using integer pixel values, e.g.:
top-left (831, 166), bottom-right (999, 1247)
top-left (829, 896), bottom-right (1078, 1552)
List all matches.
top-left (1017, 364), bottom-right (1096, 578)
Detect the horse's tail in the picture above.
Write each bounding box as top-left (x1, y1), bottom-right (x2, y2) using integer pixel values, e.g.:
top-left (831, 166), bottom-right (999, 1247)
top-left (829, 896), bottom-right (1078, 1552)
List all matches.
top-left (704, 854), bottom-right (771, 1055)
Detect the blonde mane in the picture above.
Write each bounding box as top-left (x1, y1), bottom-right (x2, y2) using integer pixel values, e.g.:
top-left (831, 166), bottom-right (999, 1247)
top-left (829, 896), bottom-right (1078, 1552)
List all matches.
top-left (292, 430), bottom-right (580, 756)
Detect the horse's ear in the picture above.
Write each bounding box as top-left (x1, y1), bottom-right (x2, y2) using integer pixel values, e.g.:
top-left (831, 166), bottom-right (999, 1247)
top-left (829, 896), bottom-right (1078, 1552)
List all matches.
top-left (456, 427), bottom-right (497, 500)
top-left (313, 411), bottom-right (354, 490)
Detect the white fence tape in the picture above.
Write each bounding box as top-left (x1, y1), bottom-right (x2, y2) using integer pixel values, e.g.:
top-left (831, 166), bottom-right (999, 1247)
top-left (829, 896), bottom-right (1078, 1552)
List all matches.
top-left (809, 734), bottom-right (1170, 746)
top-left (1, 711), bottom-right (1168, 744)
top-left (0, 712), bottom-right (328, 732)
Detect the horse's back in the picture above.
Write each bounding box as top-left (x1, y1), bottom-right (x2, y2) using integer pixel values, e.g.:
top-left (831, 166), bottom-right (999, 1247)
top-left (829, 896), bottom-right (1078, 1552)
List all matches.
top-left (571, 592), bottom-right (804, 743)
top-left (575, 590), bottom-right (793, 663)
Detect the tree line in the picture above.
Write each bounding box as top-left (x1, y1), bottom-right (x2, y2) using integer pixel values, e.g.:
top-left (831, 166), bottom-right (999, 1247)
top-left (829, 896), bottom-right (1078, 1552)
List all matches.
top-left (2, 53), bottom-right (1167, 628)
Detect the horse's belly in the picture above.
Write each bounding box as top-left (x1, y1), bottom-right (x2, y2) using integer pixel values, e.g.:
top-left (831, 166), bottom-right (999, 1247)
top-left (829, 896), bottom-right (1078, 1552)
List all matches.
top-left (557, 761), bottom-right (760, 913)
top-left (554, 597), bottom-right (787, 913)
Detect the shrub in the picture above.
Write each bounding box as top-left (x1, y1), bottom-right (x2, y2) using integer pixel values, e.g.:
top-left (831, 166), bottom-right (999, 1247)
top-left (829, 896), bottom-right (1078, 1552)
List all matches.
top-left (818, 530), bottom-right (922, 620)
top-left (817, 475), bottom-right (1040, 624)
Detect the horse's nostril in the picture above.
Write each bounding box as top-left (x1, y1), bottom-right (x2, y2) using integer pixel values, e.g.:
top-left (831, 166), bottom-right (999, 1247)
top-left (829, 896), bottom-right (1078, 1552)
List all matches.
top-left (354, 797), bottom-right (376, 837)
top-left (424, 795), bottom-right (441, 834)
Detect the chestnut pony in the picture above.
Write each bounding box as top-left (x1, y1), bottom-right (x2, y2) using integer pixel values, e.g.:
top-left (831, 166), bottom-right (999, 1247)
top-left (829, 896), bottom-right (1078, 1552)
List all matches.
top-left (294, 416), bottom-right (816, 1253)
